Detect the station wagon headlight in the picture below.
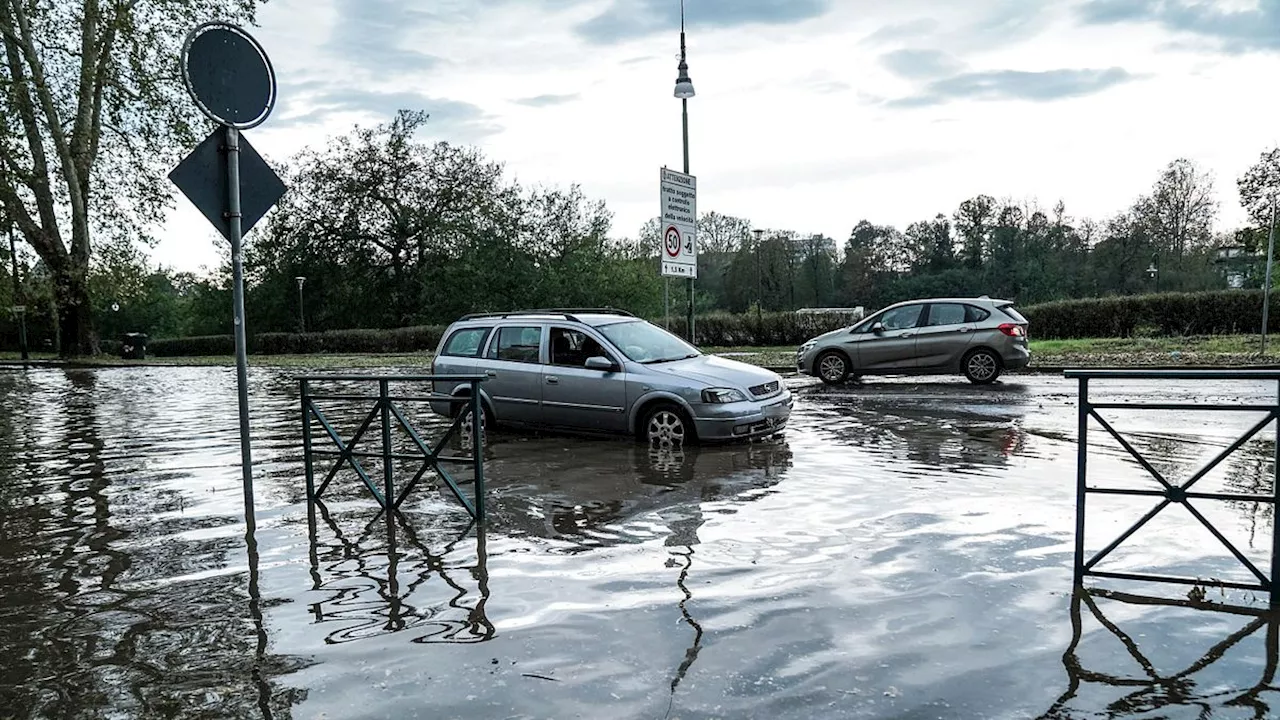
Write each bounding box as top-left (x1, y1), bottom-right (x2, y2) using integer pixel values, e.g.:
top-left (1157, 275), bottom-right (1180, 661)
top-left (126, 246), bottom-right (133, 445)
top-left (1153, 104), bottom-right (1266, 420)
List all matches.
top-left (702, 388), bottom-right (747, 404)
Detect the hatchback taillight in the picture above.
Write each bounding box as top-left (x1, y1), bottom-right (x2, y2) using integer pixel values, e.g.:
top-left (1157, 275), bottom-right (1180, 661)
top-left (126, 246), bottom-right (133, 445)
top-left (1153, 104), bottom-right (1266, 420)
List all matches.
top-left (998, 323), bottom-right (1026, 337)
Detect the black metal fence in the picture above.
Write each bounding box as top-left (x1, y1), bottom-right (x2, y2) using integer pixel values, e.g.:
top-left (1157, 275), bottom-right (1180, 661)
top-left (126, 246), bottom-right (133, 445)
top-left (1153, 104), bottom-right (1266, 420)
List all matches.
top-left (299, 374), bottom-right (488, 521)
top-left (1068, 369), bottom-right (1280, 605)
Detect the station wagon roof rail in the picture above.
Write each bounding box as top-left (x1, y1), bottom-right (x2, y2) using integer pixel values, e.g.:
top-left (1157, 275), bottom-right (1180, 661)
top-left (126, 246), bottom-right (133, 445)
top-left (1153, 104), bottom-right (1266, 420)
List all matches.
top-left (459, 308), bottom-right (637, 322)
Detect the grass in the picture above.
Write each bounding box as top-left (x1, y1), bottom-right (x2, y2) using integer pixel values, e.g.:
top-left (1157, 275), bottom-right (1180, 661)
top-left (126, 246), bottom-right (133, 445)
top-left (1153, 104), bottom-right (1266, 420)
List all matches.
top-left (4, 335), bottom-right (1280, 371)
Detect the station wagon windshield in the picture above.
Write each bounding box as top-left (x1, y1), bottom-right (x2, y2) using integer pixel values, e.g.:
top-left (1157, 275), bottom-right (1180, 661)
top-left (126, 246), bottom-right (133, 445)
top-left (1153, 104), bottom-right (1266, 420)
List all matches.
top-left (599, 321), bottom-right (700, 364)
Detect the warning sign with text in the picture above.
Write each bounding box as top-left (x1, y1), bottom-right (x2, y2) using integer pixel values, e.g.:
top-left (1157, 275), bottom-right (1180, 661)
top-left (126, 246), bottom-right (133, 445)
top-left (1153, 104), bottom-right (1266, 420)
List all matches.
top-left (659, 168), bottom-right (697, 279)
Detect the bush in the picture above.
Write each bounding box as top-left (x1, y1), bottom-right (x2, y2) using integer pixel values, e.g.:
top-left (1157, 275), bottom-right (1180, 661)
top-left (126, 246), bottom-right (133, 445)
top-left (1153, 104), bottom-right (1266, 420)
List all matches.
top-left (663, 311), bottom-right (857, 347)
top-left (1022, 291), bottom-right (1279, 340)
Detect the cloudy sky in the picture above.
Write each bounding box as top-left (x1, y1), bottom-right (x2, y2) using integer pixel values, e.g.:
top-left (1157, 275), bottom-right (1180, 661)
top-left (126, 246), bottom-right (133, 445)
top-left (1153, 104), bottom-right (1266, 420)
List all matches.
top-left (155, 0), bottom-right (1280, 274)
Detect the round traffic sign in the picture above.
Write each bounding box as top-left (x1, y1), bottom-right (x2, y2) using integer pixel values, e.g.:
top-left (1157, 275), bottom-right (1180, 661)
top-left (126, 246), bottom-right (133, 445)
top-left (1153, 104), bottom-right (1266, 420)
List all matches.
top-left (664, 226), bottom-right (682, 258)
top-left (181, 22), bottom-right (276, 129)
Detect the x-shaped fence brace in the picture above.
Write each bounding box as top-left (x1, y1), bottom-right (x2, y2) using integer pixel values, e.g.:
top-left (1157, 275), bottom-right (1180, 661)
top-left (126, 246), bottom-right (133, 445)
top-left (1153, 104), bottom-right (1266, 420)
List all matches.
top-left (300, 375), bottom-right (488, 521)
top-left (1040, 588), bottom-right (1280, 719)
top-left (1068, 370), bottom-right (1280, 604)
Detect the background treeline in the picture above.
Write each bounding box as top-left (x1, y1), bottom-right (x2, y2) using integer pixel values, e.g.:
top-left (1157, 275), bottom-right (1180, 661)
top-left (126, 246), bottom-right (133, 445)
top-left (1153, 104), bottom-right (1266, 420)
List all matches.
top-left (2, 111), bottom-right (1277, 352)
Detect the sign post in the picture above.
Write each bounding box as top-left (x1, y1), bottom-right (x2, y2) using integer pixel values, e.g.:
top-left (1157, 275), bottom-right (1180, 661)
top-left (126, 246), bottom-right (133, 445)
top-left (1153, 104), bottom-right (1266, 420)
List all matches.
top-left (170, 23), bottom-right (286, 536)
top-left (660, 168), bottom-right (697, 337)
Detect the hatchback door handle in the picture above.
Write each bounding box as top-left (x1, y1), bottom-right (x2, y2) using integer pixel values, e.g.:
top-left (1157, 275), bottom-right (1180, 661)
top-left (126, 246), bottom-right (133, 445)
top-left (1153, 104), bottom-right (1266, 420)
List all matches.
top-left (546, 376), bottom-right (559, 384)
top-left (959, 327), bottom-right (972, 333)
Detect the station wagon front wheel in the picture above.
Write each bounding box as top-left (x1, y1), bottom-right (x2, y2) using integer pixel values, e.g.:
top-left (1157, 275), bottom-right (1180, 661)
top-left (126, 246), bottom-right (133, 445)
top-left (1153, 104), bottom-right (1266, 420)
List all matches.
top-left (643, 403), bottom-right (692, 448)
top-left (816, 350), bottom-right (850, 385)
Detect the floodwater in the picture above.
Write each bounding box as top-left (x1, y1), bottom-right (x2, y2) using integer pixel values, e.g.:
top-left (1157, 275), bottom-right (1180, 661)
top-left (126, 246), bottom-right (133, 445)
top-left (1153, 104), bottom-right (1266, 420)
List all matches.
top-left (2, 367), bottom-right (1279, 719)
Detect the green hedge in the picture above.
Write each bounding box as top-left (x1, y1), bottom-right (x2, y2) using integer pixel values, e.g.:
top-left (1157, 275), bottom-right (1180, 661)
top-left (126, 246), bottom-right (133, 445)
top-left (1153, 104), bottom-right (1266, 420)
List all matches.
top-left (128, 292), bottom-right (1278, 357)
top-left (147, 325), bottom-right (446, 357)
top-left (1020, 291), bottom-right (1278, 340)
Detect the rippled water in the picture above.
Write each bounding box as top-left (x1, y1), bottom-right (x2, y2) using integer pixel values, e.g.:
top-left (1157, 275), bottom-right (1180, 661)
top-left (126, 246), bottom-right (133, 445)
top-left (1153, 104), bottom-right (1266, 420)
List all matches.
top-left (2, 367), bottom-right (1279, 719)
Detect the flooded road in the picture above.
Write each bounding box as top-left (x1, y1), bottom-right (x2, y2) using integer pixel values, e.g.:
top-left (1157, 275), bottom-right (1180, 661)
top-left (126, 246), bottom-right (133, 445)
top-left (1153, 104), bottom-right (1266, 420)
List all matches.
top-left (2, 367), bottom-right (1279, 719)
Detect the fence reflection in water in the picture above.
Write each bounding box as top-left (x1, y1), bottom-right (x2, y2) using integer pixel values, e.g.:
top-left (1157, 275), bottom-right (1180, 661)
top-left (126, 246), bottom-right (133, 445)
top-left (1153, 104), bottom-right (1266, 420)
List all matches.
top-left (1043, 588), bottom-right (1280, 718)
top-left (306, 501), bottom-right (493, 646)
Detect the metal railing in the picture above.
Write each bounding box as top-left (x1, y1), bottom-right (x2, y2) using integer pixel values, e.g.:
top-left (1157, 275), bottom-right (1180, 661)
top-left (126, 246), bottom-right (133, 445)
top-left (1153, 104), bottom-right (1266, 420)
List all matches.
top-left (299, 374), bottom-right (488, 521)
top-left (1068, 369), bottom-right (1280, 605)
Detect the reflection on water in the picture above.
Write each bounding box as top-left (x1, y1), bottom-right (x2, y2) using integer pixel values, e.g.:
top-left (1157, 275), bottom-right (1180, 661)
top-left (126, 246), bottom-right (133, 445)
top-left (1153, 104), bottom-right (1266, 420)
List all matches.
top-left (4, 369), bottom-right (1280, 718)
top-left (307, 506), bottom-right (494, 646)
top-left (1043, 588), bottom-right (1280, 719)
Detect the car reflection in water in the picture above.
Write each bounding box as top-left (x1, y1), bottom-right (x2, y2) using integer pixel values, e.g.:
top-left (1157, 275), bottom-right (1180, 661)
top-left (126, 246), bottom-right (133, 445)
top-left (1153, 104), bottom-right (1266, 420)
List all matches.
top-left (793, 378), bottom-right (1035, 474)
top-left (304, 434), bottom-right (793, 648)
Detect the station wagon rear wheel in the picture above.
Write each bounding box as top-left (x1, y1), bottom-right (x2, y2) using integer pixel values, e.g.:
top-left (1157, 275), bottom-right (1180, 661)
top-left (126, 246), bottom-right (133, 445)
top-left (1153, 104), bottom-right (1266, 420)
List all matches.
top-left (816, 350), bottom-right (850, 385)
top-left (643, 403), bottom-right (691, 448)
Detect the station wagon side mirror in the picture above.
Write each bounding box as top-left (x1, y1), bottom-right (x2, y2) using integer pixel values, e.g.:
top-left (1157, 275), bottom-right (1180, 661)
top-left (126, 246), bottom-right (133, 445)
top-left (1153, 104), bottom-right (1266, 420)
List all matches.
top-left (870, 322), bottom-right (885, 334)
top-left (585, 356), bottom-right (617, 372)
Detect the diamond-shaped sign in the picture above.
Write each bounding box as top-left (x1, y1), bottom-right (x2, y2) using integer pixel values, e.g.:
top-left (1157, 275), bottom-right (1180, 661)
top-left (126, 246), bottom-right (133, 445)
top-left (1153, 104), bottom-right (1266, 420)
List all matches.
top-left (168, 128), bottom-right (286, 241)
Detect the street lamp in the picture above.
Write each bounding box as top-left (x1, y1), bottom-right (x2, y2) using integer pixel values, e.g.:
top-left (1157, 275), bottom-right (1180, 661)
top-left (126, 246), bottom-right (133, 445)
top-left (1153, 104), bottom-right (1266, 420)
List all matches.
top-left (752, 228), bottom-right (764, 320)
top-left (674, 0), bottom-right (695, 344)
top-left (295, 276), bottom-right (306, 334)
top-left (1146, 253), bottom-right (1159, 294)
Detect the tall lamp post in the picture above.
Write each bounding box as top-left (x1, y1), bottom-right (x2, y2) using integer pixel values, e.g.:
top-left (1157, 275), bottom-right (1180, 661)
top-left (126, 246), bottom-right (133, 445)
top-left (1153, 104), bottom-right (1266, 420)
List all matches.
top-left (7, 222), bottom-right (28, 364)
top-left (674, 0), bottom-right (696, 343)
top-left (294, 276), bottom-right (306, 334)
top-left (1263, 196), bottom-right (1277, 355)
top-left (752, 228), bottom-right (764, 321)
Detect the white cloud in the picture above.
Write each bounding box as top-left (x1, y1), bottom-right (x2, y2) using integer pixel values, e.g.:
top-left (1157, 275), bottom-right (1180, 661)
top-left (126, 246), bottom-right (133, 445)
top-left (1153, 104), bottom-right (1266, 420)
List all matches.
top-left (150, 0), bottom-right (1280, 274)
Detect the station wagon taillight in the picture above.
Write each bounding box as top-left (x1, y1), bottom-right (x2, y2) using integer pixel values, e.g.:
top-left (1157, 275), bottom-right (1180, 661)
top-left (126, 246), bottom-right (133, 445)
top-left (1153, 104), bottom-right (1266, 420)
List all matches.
top-left (998, 323), bottom-right (1026, 337)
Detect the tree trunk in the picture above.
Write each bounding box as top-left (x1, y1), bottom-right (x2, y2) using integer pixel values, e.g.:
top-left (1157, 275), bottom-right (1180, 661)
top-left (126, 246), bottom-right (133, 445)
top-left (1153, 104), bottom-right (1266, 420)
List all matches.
top-left (52, 260), bottom-right (96, 357)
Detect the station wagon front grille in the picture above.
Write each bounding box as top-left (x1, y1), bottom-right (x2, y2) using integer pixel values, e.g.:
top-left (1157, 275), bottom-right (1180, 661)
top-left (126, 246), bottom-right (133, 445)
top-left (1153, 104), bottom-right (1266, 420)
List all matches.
top-left (750, 380), bottom-right (781, 398)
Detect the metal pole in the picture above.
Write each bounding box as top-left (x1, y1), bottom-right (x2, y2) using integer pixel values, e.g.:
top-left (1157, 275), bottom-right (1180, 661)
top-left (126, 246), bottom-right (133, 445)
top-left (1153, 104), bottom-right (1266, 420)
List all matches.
top-left (1272, 378), bottom-right (1280, 608)
top-left (225, 125), bottom-right (256, 536)
top-left (301, 379), bottom-right (315, 505)
top-left (8, 223), bottom-right (27, 364)
top-left (471, 385), bottom-right (486, 523)
top-left (665, 278), bottom-right (670, 330)
top-left (1264, 198), bottom-right (1277, 356)
top-left (297, 278), bottom-right (306, 334)
top-left (380, 379), bottom-right (393, 512)
top-left (1073, 377), bottom-right (1089, 588)
top-left (683, 98), bottom-right (694, 345)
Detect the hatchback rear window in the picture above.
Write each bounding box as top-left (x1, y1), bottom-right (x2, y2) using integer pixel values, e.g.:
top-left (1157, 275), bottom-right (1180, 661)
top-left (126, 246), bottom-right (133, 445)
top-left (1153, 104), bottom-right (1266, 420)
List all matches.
top-left (441, 327), bottom-right (491, 357)
top-left (997, 304), bottom-right (1028, 323)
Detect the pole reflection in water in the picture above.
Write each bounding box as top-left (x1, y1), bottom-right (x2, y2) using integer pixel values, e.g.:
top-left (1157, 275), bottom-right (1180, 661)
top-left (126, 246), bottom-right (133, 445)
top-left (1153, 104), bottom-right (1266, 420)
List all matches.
top-left (1042, 587), bottom-right (1280, 719)
top-left (306, 500), bottom-right (493, 645)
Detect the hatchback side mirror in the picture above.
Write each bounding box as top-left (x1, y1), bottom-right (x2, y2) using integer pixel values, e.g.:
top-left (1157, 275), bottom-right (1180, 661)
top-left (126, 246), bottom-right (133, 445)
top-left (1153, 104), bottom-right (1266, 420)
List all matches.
top-left (585, 356), bottom-right (617, 372)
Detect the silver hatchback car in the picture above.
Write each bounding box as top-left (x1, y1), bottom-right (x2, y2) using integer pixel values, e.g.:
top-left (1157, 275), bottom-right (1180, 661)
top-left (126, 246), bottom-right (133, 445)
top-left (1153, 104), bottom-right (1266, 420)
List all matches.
top-left (796, 297), bottom-right (1030, 385)
top-left (429, 309), bottom-right (792, 444)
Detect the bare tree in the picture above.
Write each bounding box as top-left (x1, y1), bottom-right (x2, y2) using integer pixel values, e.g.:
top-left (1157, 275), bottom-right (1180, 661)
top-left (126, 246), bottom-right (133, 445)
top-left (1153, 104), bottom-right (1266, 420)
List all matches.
top-left (1137, 158), bottom-right (1217, 266)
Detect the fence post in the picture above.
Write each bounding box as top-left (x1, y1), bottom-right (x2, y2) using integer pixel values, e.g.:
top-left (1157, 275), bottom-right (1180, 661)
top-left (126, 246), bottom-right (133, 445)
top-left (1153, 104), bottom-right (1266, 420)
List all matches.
top-left (302, 378), bottom-right (315, 504)
top-left (471, 383), bottom-right (486, 522)
top-left (1272, 379), bottom-right (1280, 608)
top-left (1074, 377), bottom-right (1089, 587)
top-left (380, 379), bottom-right (393, 512)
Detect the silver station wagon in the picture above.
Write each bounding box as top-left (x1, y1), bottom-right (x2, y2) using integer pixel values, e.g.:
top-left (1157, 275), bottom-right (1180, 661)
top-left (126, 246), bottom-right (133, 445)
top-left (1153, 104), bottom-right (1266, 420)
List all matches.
top-left (796, 297), bottom-right (1031, 385)
top-left (429, 309), bottom-right (792, 445)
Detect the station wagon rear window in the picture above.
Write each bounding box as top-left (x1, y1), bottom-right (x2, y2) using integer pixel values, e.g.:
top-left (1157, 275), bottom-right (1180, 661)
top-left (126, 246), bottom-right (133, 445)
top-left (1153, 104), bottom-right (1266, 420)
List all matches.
top-left (487, 326), bottom-right (543, 363)
top-left (441, 327), bottom-right (491, 357)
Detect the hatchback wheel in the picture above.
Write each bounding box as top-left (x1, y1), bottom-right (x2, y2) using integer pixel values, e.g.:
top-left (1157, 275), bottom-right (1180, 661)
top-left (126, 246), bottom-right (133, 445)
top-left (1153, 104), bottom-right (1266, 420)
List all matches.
top-left (963, 348), bottom-right (1002, 385)
top-left (643, 403), bottom-right (692, 447)
top-left (816, 350), bottom-right (850, 385)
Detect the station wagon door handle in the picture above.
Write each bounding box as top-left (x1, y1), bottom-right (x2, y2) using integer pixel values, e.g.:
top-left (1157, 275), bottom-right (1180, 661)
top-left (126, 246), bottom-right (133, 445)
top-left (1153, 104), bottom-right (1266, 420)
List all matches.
top-left (900, 332), bottom-right (916, 338)
top-left (485, 370), bottom-right (497, 378)
top-left (545, 376), bottom-right (559, 384)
